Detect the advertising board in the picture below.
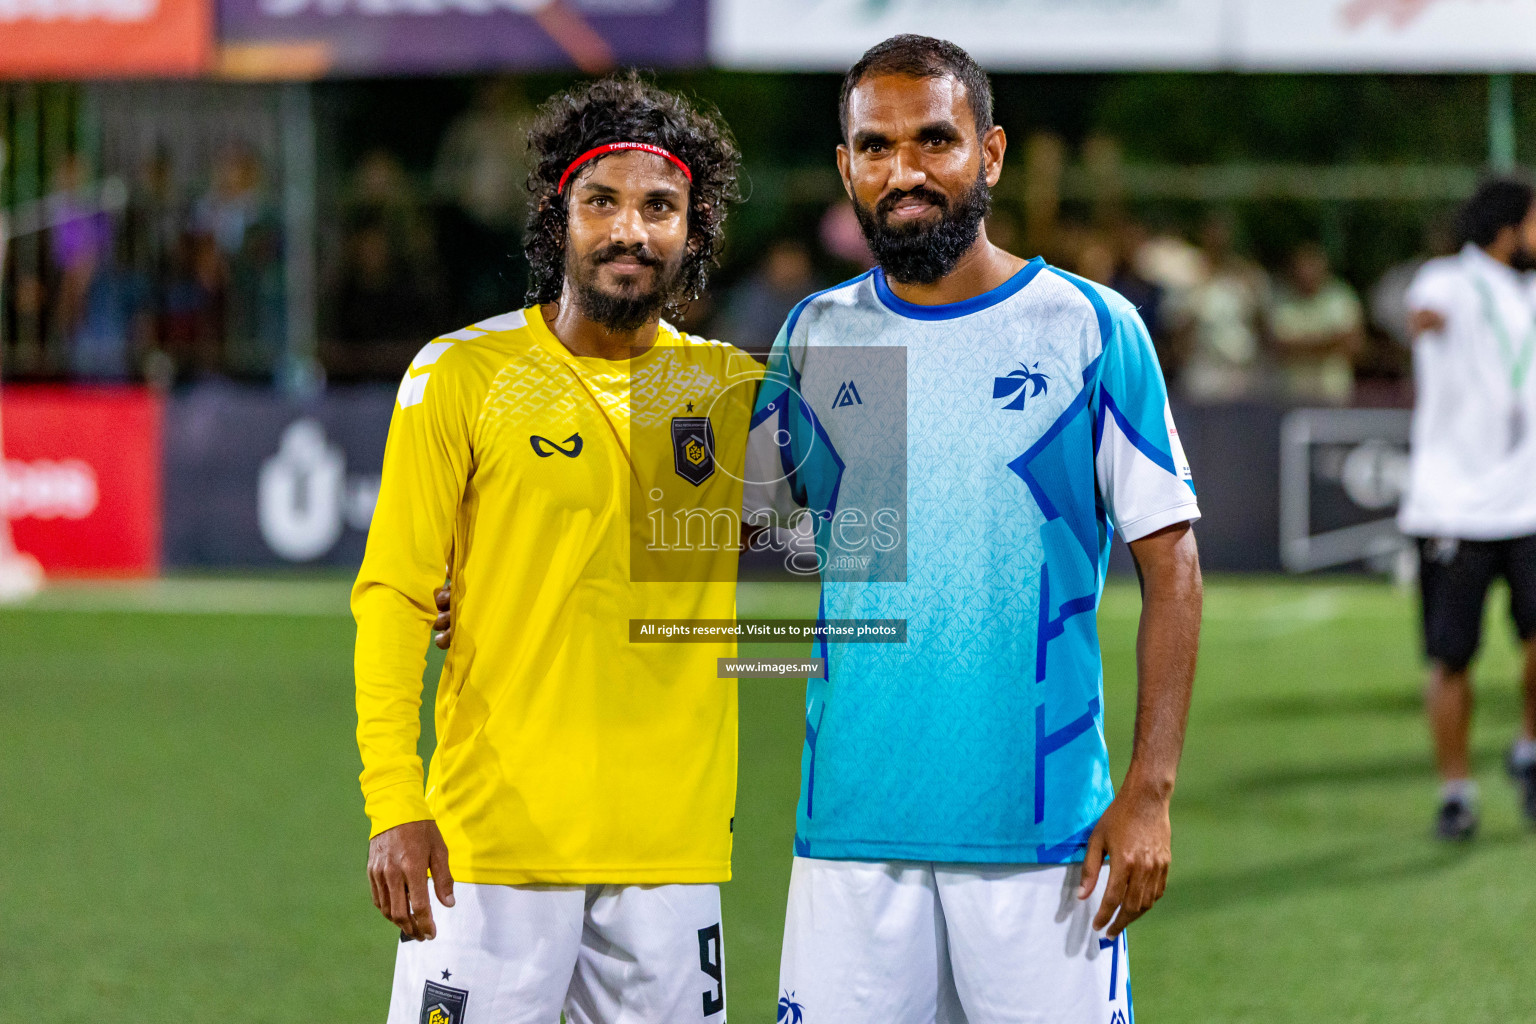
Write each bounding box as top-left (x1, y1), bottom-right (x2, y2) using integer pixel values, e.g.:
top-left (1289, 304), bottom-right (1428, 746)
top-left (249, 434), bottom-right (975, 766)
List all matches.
top-left (163, 384), bottom-right (391, 567)
top-left (216, 0), bottom-right (705, 76)
top-left (711, 0), bottom-right (1228, 71)
top-left (1, 387), bottom-right (162, 575)
top-left (0, 0), bottom-right (211, 77)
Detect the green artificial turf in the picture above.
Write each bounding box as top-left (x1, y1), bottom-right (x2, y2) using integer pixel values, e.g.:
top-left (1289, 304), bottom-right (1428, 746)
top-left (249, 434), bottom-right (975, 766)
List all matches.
top-left (2, 576), bottom-right (1533, 1022)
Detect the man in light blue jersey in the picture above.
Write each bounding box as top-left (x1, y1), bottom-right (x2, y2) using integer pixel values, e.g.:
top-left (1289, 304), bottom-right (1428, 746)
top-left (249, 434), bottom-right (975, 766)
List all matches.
top-left (744, 35), bottom-right (1204, 1023)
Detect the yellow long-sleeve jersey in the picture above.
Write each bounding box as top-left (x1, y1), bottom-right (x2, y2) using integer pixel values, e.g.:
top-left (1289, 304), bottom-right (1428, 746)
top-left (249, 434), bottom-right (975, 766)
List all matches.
top-left (353, 305), bottom-right (762, 885)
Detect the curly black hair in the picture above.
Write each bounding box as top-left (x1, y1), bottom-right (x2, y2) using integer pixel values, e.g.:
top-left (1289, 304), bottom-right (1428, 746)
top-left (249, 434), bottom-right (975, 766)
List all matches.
top-left (1457, 176), bottom-right (1535, 249)
top-left (524, 72), bottom-right (742, 314)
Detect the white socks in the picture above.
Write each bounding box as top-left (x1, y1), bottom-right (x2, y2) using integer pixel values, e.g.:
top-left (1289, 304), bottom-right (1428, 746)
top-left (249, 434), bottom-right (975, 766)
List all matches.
top-left (1439, 738), bottom-right (1536, 804)
top-left (1441, 778), bottom-right (1479, 805)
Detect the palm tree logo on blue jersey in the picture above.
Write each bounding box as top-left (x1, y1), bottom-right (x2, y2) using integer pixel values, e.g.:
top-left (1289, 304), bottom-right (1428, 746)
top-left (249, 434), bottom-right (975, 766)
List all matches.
top-left (777, 991), bottom-right (805, 1023)
top-left (993, 362), bottom-right (1050, 410)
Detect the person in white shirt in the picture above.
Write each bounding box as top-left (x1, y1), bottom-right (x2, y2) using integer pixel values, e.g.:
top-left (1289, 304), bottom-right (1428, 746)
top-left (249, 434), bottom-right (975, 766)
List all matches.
top-left (1403, 177), bottom-right (1536, 840)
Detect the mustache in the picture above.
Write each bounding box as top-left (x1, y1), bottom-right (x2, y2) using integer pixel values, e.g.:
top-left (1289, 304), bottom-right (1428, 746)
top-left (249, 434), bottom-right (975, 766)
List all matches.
top-left (876, 186), bottom-right (950, 221)
top-left (590, 242), bottom-right (663, 268)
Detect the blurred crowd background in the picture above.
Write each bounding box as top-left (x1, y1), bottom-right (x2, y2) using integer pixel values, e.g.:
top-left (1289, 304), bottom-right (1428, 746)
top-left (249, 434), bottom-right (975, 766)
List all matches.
top-left (2, 72), bottom-right (1510, 408)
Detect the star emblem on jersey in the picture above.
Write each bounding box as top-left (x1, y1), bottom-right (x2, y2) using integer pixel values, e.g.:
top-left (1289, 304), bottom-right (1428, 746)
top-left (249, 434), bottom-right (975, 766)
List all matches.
top-left (418, 980), bottom-right (468, 1024)
top-left (529, 432), bottom-right (583, 458)
top-left (993, 362), bottom-right (1050, 410)
top-left (833, 380), bottom-right (863, 408)
top-left (671, 416), bottom-right (716, 486)
top-left (777, 991), bottom-right (804, 1024)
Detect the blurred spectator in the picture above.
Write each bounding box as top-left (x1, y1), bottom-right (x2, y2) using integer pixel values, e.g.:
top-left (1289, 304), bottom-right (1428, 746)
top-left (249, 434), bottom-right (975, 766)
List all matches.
top-left (323, 150), bottom-right (446, 379)
top-left (133, 149), bottom-right (184, 282)
top-left (225, 215), bottom-right (287, 380)
top-left (1371, 217), bottom-right (1457, 349)
top-left (432, 80), bottom-right (531, 318)
top-left (1168, 213), bottom-right (1271, 403)
top-left (1135, 224), bottom-right (1207, 294)
top-left (131, 148), bottom-right (190, 386)
top-left (1357, 219), bottom-right (1455, 403)
top-left (1269, 242), bottom-right (1365, 406)
top-left (195, 144), bottom-right (284, 380)
top-left (324, 210), bottom-right (447, 381)
top-left (351, 150), bottom-right (438, 267)
top-left (713, 238), bottom-right (819, 352)
top-left (48, 155), bottom-right (150, 381)
top-left (195, 145), bottom-right (269, 259)
top-left (63, 235), bottom-right (152, 383)
top-left (157, 230), bottom-right (224, 380)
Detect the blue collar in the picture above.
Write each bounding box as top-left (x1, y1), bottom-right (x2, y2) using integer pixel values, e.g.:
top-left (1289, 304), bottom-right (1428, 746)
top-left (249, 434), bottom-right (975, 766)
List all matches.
top-left (872, 257), bottom-right (1047, 321)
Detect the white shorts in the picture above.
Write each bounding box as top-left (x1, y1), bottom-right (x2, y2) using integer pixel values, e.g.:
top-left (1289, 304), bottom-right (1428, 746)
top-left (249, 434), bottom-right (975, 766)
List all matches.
top-left (778, 858), bottom-right (1132, 1024)
top-left (387, 881), bottom-right (727, 1024)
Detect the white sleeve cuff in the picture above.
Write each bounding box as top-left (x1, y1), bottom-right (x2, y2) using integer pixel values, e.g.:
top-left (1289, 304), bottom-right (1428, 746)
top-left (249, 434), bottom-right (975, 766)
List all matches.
top-left (1117, 501), bottom-right (1201, 543)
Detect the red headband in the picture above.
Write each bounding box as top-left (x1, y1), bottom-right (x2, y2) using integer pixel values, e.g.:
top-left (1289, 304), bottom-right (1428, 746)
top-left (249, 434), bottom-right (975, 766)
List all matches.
top-left (556, 142), bottom-right (693, 195)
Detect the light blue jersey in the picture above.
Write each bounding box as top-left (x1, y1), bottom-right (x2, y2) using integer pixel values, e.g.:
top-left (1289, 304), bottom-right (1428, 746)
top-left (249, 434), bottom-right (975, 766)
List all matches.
top-left (743, 258), bottom-right (1199, 864)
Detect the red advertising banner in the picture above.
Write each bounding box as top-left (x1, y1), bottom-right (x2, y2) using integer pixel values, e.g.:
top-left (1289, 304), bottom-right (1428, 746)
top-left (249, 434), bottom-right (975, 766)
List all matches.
top-left (0, 0), bottom-right (212, 79)
top-left (1, 387), bottom-right (161, 576)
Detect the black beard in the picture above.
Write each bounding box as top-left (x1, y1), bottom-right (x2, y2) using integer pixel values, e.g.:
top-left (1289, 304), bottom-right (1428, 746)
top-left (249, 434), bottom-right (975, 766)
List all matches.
top-left (566, 242), bottom-right (683, 332)
top-left (1512, 246), bottom-right (1536, 273)
top-left (853, 168), bottom-right (992, 285)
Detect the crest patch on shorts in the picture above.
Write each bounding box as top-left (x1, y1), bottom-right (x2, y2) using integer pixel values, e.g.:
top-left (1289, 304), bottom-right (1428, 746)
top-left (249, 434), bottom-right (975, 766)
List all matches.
top-left (419, 980), bottom-right (469, 1024)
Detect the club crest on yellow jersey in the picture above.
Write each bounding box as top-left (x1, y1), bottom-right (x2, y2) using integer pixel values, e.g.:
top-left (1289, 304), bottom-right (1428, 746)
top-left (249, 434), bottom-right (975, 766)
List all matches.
top-left (671, 416), bottom-right (716, 485)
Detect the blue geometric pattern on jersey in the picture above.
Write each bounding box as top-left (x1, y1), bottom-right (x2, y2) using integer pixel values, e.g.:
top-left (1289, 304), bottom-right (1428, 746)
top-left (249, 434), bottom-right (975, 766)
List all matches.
top-left (804, 702), bottom-right (821, 817)
top-left (1008, 360), bottom-right (1103, 567)
top-left (1036, 562), bottom-right (1099, 685)
top-left (1099, 391), bottom-right (1175, 475)
top-left (1036, 692), bottom-right (1102, 824)
top-left (746, 260), bottom-right (1195, 865)
top-left (1036, 821), bottom-right (1097, 863)
top-left (1054, 268), bottom-right (1192, 495)
top-left (768, 383), bottom-right (844, 516)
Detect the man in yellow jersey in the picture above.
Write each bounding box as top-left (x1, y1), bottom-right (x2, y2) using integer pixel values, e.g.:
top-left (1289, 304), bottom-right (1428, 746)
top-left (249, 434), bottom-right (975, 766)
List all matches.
top-left (353, 73), bottom-right (760, 1024)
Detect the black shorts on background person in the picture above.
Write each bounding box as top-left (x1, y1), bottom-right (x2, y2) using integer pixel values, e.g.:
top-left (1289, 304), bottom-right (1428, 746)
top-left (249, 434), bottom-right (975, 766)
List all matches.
top-left (1419, 536), bottom-right (1536, 674)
